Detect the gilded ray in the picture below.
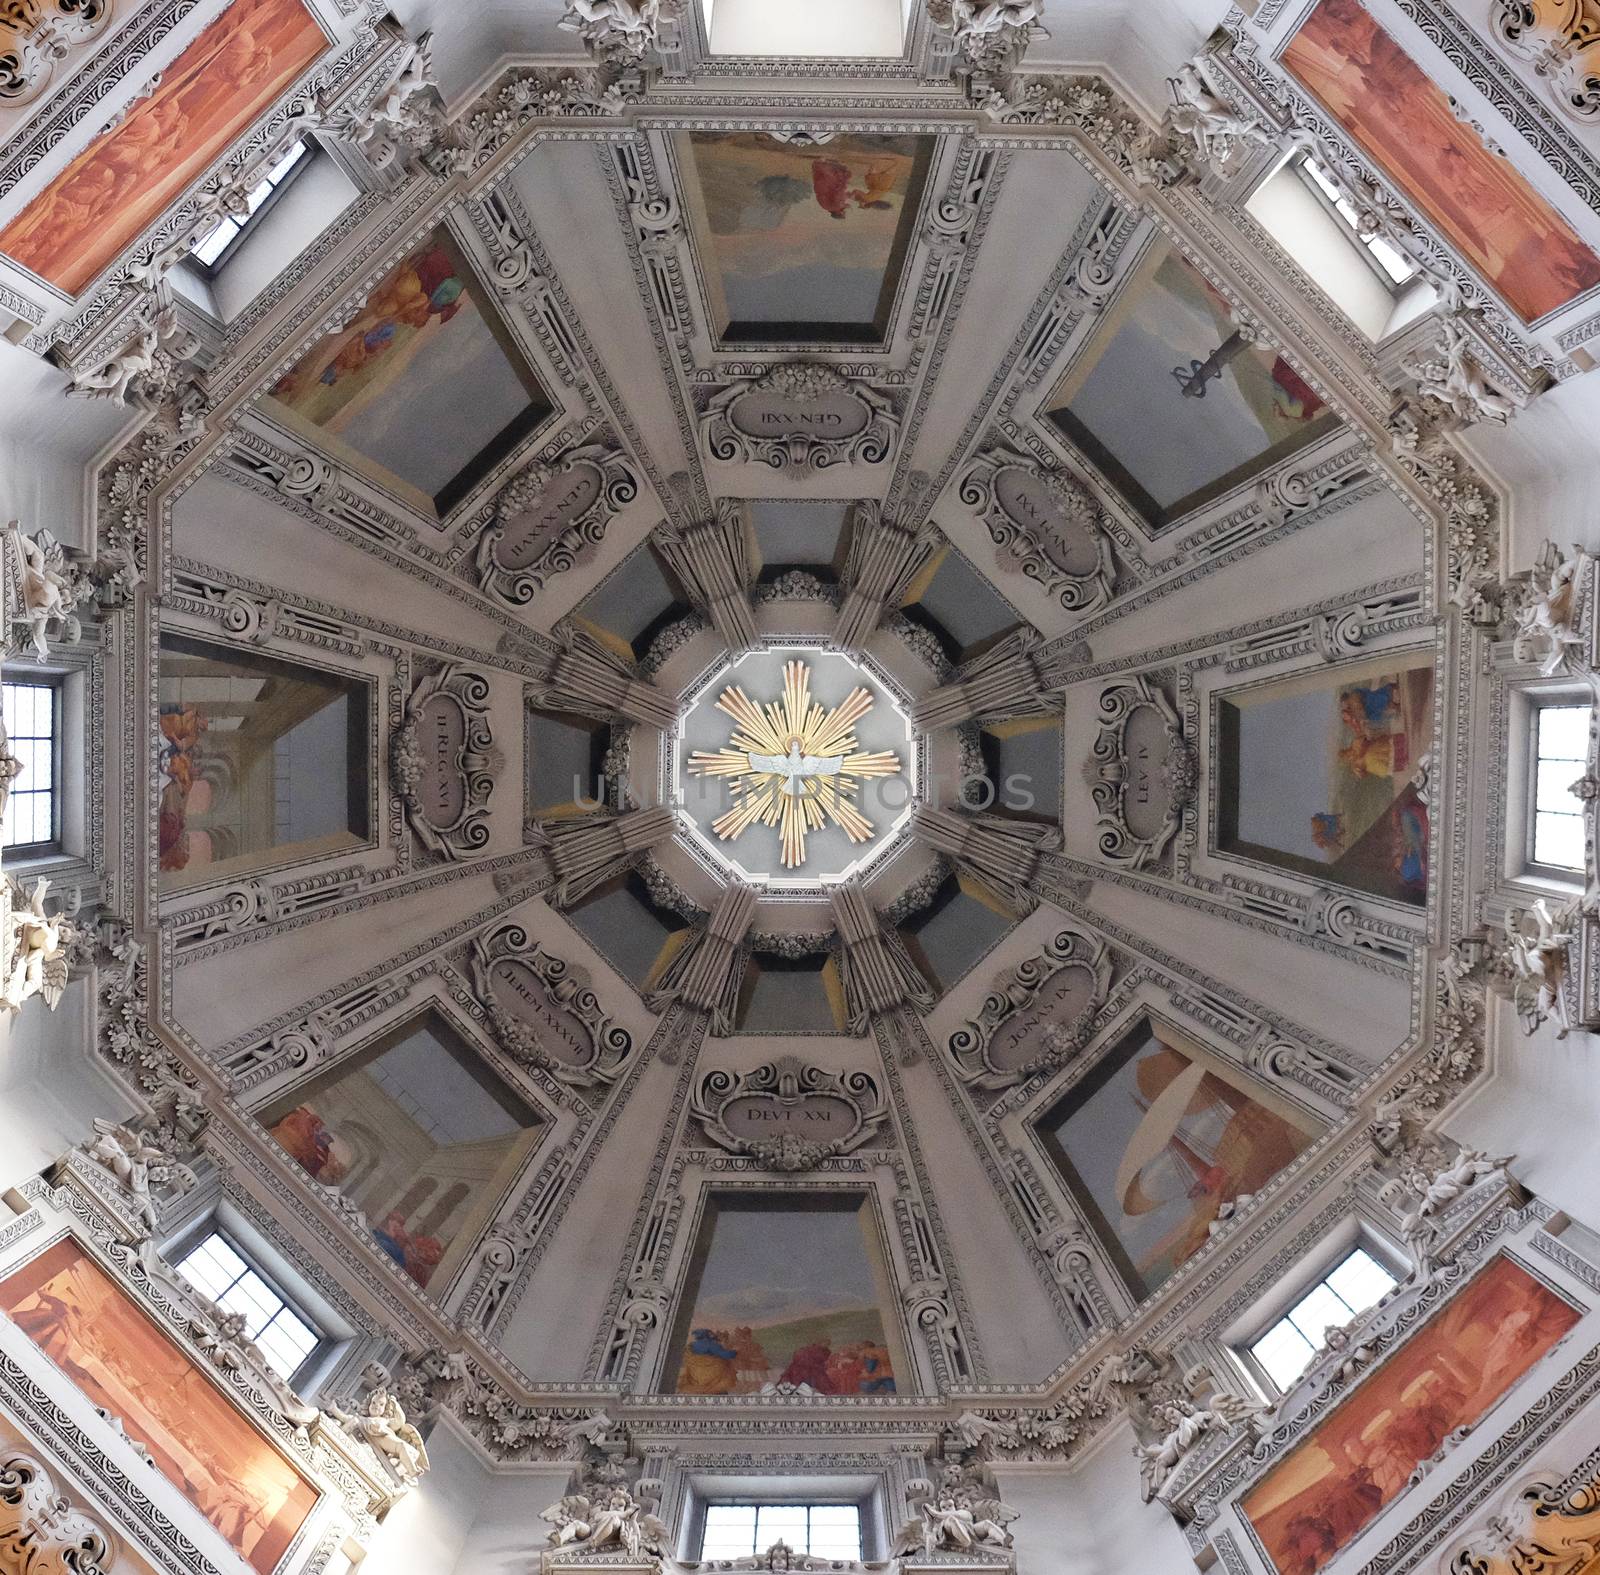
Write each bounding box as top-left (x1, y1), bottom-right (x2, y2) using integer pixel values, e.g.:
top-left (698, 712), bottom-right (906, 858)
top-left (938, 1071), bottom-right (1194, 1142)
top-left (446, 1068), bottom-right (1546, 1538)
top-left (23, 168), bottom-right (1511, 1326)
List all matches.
top-left (688, 659), bottom-right (904, 869)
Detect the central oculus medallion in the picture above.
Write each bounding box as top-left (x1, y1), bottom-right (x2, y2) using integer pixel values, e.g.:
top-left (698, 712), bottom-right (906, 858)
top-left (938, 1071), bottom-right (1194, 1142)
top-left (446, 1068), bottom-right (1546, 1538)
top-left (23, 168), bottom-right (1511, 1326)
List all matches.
top-left (674, 645), bottom-right (918, 889)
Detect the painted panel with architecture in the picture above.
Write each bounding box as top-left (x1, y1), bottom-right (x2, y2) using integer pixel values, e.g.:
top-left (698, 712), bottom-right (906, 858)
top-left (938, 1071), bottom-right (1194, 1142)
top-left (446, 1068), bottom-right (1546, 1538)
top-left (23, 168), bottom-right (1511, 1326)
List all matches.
top-left (1037, 1018), bottom-right (1318, 1299)
top-left (1282, 0), bottom-right (1600, 324)
top-left (0, 1238), bottom-right (319, 1573)
top-left (1043, 241), bottom-right (1339, 529)
top-left (1215, 656), bottom-right (1433, 906)
top-left (0, 0), bottom-right (328, 296)
top-left (265, 228), bottom-right (554, 515)
top-left (157, 632), bottom-right (371, 893)
top-left (262, 1012), bottom-right (541, 1290)
top-left (1241, 1254), bottom-right (1581, 1575)
top-left (677, 131), bottom-right (935, 344)
top-left (668, 1193), bottom-right (901, 1396)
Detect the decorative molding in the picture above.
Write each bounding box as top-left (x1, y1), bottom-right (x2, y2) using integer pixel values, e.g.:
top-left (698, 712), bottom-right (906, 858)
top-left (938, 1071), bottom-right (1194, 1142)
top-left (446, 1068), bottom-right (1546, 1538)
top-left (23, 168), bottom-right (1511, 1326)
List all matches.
top-left (392, 664), bottom-right (501, 862)
top-left (947, 925), bottom-right (1113, 1092)
top-left (470, 921), bottom-right (635, 1090)
top-left (700, 365), bottom-right (900, 473)
top-left (1088, 677), bottom-right (1195, 870)
top-left (689, 1058), bottom-right (888, 1170)
top-left (475, 443), bottom-right (639, 608)
top-left (0, 1448), bottom-right (117, 1573)
top-left (959, 445), bottom-right (1115, 612)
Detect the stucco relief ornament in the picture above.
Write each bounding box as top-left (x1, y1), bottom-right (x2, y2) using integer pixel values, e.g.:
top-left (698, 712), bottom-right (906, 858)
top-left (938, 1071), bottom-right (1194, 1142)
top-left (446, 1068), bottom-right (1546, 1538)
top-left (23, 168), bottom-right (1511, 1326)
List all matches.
top-left (391, 665), bottom-right (501, 860)
top-left (1497, 898), bottom-right (1578, 1035)
top-left (344, 34), bottom-right (448, 174)
top-left (1511, 540), bottom-right (1593, 677)
top-left (6, 523), bottom-right (85, 659)
top-left (930, 0), bottom-right (1046, 72)
top-left (895, 1463), bottom-right (1019, 1557)
top-left (559, 0), bottom-right (671, 65)
top-left (82, 1114), bottom-right (199, 1232)
top-left (2, 877), bottom-right (76, 1015)
top-left (541, 1479), bottom-right (670, 1560)
top-left (328, 1366), bottom-right (430, 1488)
top-left (0, 1449), bottom-right (116, 1575)
top-left (1406, 301), bottom-right (1526, 427)
top-left (1156, 56), bottom-right (1279, 180)
top-left (1378, 1147), bottom-right (1512, 1274)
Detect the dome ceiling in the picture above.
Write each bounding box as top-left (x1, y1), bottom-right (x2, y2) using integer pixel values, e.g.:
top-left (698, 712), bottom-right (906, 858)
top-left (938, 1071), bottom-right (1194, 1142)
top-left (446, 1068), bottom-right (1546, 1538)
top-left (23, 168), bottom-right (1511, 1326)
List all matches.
top-left (2, 0), bottom-right (1596, 1535)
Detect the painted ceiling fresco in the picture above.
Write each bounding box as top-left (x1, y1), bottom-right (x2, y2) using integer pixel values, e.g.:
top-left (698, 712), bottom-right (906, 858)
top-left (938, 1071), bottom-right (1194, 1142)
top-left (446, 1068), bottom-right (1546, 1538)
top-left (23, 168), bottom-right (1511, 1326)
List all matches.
top-left (1043, 240), bottom-right (1341, 529)
top-left (0, 0), bottom-right (327, 296)
top-left (1216, 656), bottom-right (1434, 907)
top-left (1282, 0), bottom-right (1600, 323)
top-left (265, 227), bottom-right (554, 515)
top-left (677, 130), bottom-right (935, 343)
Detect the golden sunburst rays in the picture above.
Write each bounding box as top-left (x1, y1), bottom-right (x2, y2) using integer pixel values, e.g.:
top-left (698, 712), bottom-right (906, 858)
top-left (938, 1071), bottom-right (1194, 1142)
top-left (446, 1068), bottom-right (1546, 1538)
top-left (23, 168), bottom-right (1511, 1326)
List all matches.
top-left (688, 659), bottom-right (902, 870)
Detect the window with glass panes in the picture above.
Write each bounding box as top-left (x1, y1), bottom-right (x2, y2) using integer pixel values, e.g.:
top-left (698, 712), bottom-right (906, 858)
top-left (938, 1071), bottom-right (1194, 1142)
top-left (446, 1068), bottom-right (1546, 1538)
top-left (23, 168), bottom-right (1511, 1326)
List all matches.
top-left (1531, 703), bottom-right (1591, 872)
top-left (189, 140), bottom-right (311, 271)
top-left (175, 1231), bottom-right (321, 1381)
top-left (2, 681), bottom-right (58, 851)
top-left (1248, 1247), bottom-right (1399, 1391)
top-left (699, 1503), bottom-right (863, 1562)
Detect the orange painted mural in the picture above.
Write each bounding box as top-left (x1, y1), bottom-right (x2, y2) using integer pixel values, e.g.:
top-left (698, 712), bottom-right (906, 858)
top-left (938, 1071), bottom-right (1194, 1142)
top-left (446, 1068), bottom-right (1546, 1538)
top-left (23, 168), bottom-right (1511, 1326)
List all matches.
top-left (0, 1238), bottom-right (319, 1573)
top-left (0, 0), bottom-right (326, 296)
top-left (1282, 0), bottom-right (1600, 323)
top-left (1241, 1255), bottom-right (1580, 1575)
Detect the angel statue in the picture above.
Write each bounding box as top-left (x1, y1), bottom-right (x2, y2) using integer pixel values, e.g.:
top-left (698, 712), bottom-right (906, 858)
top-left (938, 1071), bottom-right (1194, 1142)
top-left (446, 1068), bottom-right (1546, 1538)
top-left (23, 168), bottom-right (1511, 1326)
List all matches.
top-left (1135, 1393), bottom-right (1265, 1502)
top-left (541, 1483), bottom-right (669, 1558)
top-left (1167, 58), bottom-right (1276, 174)
top-left (2, 876), bottom-right (76, 1015)
top-left (896, 1470), bottom-right (1019, 1555)
top-left (7, 522), bottom-right (84, 660)
top-left (329, 1380), bottom-right (430, 1486)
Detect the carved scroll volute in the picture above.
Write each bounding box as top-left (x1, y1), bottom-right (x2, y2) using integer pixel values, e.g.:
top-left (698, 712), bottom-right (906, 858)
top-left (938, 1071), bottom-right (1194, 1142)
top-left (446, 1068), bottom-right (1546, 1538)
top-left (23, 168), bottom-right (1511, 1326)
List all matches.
top-left (961, 448), bottom-right (1115, 612)
top-left (701, 364), bottom-right (899, 472)
top-left (392, 665), bottom-right (502, 860)
top-left (1088, 676), bottom-right (1195, 870)
top-left (690, 1056), bottom-right (887, 1169)
top-left (0, 1449), bottom-right (116, 1571)
top-left (947, 925), bottom-right (1112, 1091)
top-left (1490, 0), bottom-right (1600, 120)
top-left (474, 443), bottom-right (638, 606)
top-left (470, 924), bottom-right (633, 1089)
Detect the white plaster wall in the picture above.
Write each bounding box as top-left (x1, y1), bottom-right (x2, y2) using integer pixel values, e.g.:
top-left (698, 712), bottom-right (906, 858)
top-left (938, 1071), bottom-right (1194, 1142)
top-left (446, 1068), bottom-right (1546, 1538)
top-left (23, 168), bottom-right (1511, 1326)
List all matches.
top-left (363, 1420), bottom-right (493, 1575)
top-left (0, 978), bottom-right (136, 1193)
top-left (997, 1428), bottom-right (1199, 1575)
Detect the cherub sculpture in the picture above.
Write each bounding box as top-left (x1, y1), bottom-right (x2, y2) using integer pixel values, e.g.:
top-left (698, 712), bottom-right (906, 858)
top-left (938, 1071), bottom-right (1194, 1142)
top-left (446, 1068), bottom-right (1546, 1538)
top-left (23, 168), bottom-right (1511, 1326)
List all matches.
top-left (330, 1378), bottom-right (430, 1485)
top-left (896, 1467), bottom-right (1019, 1555)
top-left (1134, 1392), bottom-right (1264, 1501)
top-left (561, 0), bottom-right (664, 59)
top-left (1167, 58), bottom-right (1276, 174)
top-left (85, 1117), bottom-right (184, 1229)
top-left (1411, 307), bottom-right (1523, 426)
top-left (64, 326), bottom-right (162, 407)
top-left (1500, 899), bottom-right (1577, 1035)
top-left (350, 35), bottom-right (446, 171)
top-left (541, 1481), bottom-right (669, 1557)
top-left (3, 876), bottom-right (76, 1015)
top-left (1513, 542), bottom-right (1592, 679)
top-left (7, 523), bottom-right (84, 659)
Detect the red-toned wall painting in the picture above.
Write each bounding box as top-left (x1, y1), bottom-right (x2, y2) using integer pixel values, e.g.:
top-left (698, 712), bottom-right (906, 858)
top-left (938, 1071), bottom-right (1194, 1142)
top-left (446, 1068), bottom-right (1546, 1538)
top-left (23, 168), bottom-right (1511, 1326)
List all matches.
top-left (1281, 0), bottom-right (1600, 323)
top-left (0, 1239), bottom-right (319, 1573)
top-left (1242, 1255), bottom-right (1581, 1575)
top-left (0, 0), bottom-right (327, 297)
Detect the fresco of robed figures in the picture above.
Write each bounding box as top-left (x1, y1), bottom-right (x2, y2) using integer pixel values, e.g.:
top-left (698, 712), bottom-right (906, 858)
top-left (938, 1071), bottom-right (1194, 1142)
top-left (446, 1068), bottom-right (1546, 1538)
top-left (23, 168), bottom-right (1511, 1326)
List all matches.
top-left (1216, 657), bottom-right (1434, 907)
top-left (262, 1014), bottom-right (542, 1291)
top-left (1242, 1255), bottom-right (1580, 1575)
top-left (1038, 1019), bottom-right (1318, 1299)
top-left (265, 228), bottom-right (554, 515)
top-left (1283, 0), bottom-right (1600, 324)
top-left (0, 1239), bottom-right (319, 1574)
top-left (1043, 241), bottom-right (1341, 529)
top-left (0, 0), bottom-right (327, 297)
top-left (669, 1195), bottom-right (901, 1396)
top-left (678, 131), bottom-right (935, 343)
top-left (157, 633), bottom-right (371, 893)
